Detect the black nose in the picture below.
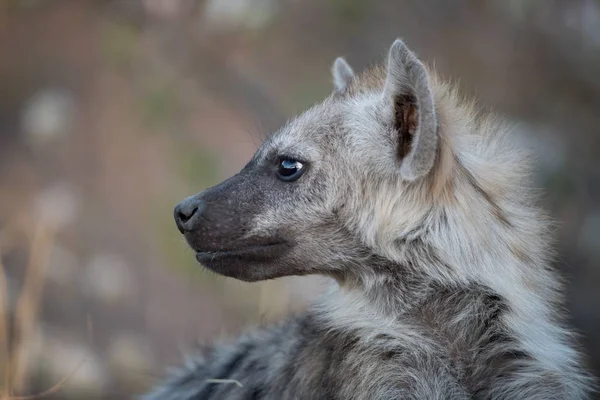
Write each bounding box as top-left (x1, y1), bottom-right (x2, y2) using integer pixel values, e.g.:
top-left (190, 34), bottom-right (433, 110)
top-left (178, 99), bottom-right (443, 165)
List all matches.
top-left (174, 196), bottom-right (204, 233)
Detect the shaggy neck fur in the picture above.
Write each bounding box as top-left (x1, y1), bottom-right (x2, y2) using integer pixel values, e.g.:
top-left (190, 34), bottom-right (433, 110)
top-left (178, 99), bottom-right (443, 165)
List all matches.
top-left (321, 68), bottom-right (588, 392)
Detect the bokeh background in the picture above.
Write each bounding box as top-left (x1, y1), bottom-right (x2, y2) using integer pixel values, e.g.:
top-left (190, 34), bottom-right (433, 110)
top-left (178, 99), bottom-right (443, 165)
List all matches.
top-left (0, 0), bottom-right (599, 398)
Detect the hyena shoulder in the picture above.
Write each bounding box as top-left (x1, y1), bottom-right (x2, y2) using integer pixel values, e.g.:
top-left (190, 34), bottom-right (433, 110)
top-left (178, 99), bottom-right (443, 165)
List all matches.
top-left (144, 305), bottom-right (468, 400)
top-left (145, 284), bottom-right (560, 400)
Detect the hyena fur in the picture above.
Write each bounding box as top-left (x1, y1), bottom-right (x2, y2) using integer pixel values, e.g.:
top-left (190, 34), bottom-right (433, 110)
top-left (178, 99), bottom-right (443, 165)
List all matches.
top-left (144, 40), bottom-right (594, 399)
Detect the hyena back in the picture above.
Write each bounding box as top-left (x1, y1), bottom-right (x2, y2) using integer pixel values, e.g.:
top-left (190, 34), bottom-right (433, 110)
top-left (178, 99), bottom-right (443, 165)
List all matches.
top-left (144, 40), bottom-right (594, 399)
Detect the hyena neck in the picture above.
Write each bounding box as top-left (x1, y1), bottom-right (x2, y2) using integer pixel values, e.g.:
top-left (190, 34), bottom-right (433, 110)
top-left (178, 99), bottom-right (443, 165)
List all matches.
top-left (319, 236), bottom-right (582, 375)
top-left (329, 254), bottom-right (439, 315)
top-left (325, 191), bottom-right (581, 380)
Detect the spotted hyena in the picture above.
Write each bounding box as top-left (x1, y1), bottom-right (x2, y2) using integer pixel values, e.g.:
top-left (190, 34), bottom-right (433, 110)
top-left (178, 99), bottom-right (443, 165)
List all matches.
top-left (144, 39), bottom-right (593, 400)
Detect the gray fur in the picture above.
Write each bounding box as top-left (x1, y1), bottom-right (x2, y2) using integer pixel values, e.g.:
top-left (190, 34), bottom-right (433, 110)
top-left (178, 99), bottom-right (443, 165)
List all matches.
top-left (144, 39), bottom-right (594, 400)
top-left (332, 57), bottom-right (355, 94)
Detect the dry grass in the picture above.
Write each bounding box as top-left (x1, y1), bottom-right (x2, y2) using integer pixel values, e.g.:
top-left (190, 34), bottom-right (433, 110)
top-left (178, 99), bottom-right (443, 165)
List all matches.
top-left (0, 216), bottom-right (86, 399)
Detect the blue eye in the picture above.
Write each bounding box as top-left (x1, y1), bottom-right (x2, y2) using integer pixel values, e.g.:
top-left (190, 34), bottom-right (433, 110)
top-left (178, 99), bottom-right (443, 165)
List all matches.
top-left (277, 158), bottom-right (305, 182)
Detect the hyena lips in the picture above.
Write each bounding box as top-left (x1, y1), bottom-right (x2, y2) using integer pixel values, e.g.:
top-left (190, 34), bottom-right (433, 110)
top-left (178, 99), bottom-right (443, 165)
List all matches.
top-left (149, 39), bottom-right (594, 399)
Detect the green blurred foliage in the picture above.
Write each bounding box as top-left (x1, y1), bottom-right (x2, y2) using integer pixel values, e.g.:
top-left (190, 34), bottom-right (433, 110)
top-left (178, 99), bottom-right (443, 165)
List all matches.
top-left (100, 22), bottom-right (140, 71)
top-left (329, 0), bottom-right (366, 22)
top-left (151, 143), bottom-right (221, 281)
top-left (136, 77), bottom-right (180, 132)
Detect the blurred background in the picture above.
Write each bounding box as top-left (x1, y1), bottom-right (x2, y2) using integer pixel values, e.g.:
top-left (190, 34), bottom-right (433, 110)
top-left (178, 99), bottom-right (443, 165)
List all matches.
top-left (0, 0), bottom-right (599, 398)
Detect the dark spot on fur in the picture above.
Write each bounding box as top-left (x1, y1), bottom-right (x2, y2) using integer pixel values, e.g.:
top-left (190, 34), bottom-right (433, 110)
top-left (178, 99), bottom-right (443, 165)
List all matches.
top-left (483, 293), bottom-right (507, 320)
top-left (439, 209), bottom-right (448, 227)
top-left (246, 384), bottom-right (266, 400)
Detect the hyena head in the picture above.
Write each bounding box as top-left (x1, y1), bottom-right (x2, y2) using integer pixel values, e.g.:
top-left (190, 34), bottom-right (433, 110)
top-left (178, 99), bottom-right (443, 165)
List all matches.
top-left (174, 40), bottom-right (472, 283)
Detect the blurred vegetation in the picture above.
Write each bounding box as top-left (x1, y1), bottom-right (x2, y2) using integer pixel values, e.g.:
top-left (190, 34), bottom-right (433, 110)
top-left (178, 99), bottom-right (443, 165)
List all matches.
top-left (99, 22), bottom-right (140, 71)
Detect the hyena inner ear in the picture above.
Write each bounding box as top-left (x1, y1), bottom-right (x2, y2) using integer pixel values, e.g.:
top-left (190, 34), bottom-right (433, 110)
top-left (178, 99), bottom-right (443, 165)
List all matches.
top-left (383, 39), bottom-right (438, 181)
top-left (332, 57), bottom-right (355, 94)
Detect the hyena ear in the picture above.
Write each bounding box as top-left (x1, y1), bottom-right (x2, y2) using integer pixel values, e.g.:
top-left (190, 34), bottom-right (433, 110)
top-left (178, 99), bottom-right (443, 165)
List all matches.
top-left (332, 57), bottom-right (355, 94)
top-left (383, 39), bottom-right (438, 181)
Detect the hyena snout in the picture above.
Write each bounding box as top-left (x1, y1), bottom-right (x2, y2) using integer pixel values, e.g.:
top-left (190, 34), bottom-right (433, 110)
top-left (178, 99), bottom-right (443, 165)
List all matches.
top-left (173, 174), bottom-right (294, 281)
top-left (173, 188), bottom-right (253, 253)
top-left (174, 195), bottom-right (205, 234)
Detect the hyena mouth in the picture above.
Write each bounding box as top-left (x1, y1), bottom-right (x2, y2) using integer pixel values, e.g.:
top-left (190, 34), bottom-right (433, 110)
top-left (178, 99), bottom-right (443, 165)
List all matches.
top-left (195, 242), bottom-right (289, 261)
top-left (194, 241), bottom-right (291, 277)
